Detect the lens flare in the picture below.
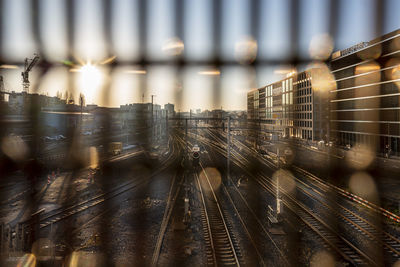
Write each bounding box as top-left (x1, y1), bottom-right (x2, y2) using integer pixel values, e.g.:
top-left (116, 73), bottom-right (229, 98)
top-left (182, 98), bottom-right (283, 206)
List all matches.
top-left (78, 63), bottom-right (103, 102)
top-left (310, 250), bottom-right (335, 267)
top-left (348, 172), bottom-right (378, 202)
top-left (308, 62), bottom-right (336, 94)
top-left (1, 135), bottom-right (29, 162)
top-left (65, 251), bottom-right (106, 267)
top-left (309, 33), bottom-right (334, 60)
top-left (346, 143), bottom-right (375, 170)
top-left (272, 169), bottom-right (296, 194)
top-left (17, 253), bottom-right (36, 267)
top-left (199, 167), bottom-right (222, 191)
top-left (89, 146), bottom-right (99, 169)
top-left (234, 36), bottom-right (258, 64)
top-left (162, 37), bottom-right (184, 56)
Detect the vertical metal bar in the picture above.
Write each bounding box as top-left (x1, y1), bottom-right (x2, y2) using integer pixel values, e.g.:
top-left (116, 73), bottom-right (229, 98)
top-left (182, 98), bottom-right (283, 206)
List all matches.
top-left (373, 0), bottom-right (384, 38)
top-left (0, 0), bottom-right (4, 61)
top-left (31, 0), bottom-right (44, 56)
top-left (212, 0), bottom-right (222, 62)
top-left (138, 0), bottom-right (147, 61)
top-left (102, 0), bottom-right (113, 55)
top-left (289, 0), bottom-right (299, 63)
top-left (328, 0), bottom-right (339, 43)
top-left (100, 1), bottom-right (115, 264)
top-left (175, 0), bottom-right (184, 47)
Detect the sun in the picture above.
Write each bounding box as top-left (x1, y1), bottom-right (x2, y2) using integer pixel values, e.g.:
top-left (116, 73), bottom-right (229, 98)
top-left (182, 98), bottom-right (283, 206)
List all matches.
top-left (79, 63), bottom-right (102, 102)
top-left (65, 56), bottom-right (116, 103)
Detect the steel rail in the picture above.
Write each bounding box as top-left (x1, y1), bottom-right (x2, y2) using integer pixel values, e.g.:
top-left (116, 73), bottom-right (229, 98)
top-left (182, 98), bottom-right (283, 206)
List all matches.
top-left (28, 137), bottom-right (179, 229)
top-left (194, 132), bottom-right (372, 266)
top-left (230, 133), bottom-right (400, 258)
top-left (197, 163), bottom-right (241, 266)
top-left (150, 170), bottom-right (183, 267)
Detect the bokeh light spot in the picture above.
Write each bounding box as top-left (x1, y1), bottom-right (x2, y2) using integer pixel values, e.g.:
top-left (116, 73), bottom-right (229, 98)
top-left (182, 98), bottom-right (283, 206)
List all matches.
top-left (31, 238), bottom-right (54, 258)
top-left (17, 253), bottom-right (36, 267)
top-left (199, 167), bottom-right (221, 191)
top-left (234, 36), bottom-right (258, 64)
top-left (89, 146), bottom-right (99, 169)
top-left (272, 169), bottom-right (296, 194)
top-left (310, 250), bottom-right (335, 267)
top-left (162, 37), bottom-right (184, 56)
top-left (308, 62), bottom-right (336, 94)
top-left (348, 172), bottom-right (378, 201)
top-left (65, 251), bottom-right (106, 267)
top-left (346, 143), bottom-right (375, 170)
top-left (309, 33), bottom-right (334, 60)
top-left (1, 135), bottom-right (29, 162)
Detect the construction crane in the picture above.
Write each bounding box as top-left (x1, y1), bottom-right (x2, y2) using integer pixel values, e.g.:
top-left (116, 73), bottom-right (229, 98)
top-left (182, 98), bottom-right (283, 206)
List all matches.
top-left (21, 54), bottom-right (40, 93)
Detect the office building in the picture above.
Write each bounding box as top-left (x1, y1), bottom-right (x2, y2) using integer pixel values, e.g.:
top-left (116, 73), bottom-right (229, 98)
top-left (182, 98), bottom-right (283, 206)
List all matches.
top-left (247, 70), bottom-right (328, 142)
top-left (329, 29), bottom-right (400, 155)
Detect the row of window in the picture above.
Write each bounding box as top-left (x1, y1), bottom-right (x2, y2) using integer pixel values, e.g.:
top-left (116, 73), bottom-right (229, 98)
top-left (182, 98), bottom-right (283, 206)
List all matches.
top-left (294, 104), bottom-right (312, 112)
top-left (295, 86), bottom-right (312, 97)
top-left (295, 82), bottom-right (312, 92)
top-left (294, 112), bottom-right (312, 120)
top-left (296, 96), bottom-right (312, 104)
top-left (294, 120), bottom-right (313, 128)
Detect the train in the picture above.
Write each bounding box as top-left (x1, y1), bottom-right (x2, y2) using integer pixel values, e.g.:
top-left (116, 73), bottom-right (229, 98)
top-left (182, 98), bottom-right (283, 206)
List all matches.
top-left (192, 145), bottom-right (200, 168)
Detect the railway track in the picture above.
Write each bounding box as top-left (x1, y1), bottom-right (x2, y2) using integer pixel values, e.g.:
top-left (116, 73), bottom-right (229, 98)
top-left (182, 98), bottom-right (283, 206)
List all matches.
top-left (226, 133), bottom-right (400, 263)
top-left (210, 129), bottom-right (400, 264)
top-left (151, 170), bottom-right (183, 266)
top-left (24, 137), bottom-right (180, 230)
top-left (194, 131), bottom-right (376, 265)
top-left (257, 174), bottom-right (376, 266)
top-left (176, 128), bottom-right (400, 265)
top-left (293, 169), bottom-right (400, 263)
top-left (196, 163), bottom-right (242, 266)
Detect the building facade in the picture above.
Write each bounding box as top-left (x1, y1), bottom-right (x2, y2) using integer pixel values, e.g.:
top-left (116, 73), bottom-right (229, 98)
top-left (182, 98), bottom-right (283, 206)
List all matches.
top-left (247, 70), bottom-right (328, 142)
top-left (329, 29), bottom-right (400, 155)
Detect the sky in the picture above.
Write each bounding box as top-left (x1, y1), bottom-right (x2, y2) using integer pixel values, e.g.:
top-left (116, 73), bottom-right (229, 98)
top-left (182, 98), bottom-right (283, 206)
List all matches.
top-left (1, 0), bottom-right (400, 111)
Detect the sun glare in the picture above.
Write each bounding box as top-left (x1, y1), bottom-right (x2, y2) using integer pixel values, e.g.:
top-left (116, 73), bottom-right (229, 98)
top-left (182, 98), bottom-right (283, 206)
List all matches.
top-left (79, 63), bottom-right (102, 102)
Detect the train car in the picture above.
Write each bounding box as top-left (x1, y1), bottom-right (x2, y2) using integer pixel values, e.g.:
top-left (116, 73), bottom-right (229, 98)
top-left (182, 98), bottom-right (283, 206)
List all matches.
top-left (192, 145), bottom-right (200, 168)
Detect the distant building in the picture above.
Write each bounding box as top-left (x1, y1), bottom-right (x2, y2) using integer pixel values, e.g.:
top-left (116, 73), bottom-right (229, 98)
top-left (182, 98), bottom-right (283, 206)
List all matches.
top-left (164, 103), bottom-right (175, 118)
top-left (86, 104), bottom-right (98, 111)
top-left (8, 91), bottom-right (67, 114)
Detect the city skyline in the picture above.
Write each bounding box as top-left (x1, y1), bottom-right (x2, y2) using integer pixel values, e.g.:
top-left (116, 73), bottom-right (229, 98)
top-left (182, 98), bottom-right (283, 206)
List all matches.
top-left (1, 0), bottom-right (400, 111)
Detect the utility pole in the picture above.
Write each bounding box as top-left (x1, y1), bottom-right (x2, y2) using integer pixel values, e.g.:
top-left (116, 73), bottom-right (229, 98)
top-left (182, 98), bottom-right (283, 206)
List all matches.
top-left (79, 93), bottom-right (85, 131)
top-left (165, 111), bottom-right (168, 140)
top-left (185, 118), bottom-right (188, 159)
top-left (151, 94), bottom-right (156, 143)
top-left (276, 147), bottom-right (281, 217)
